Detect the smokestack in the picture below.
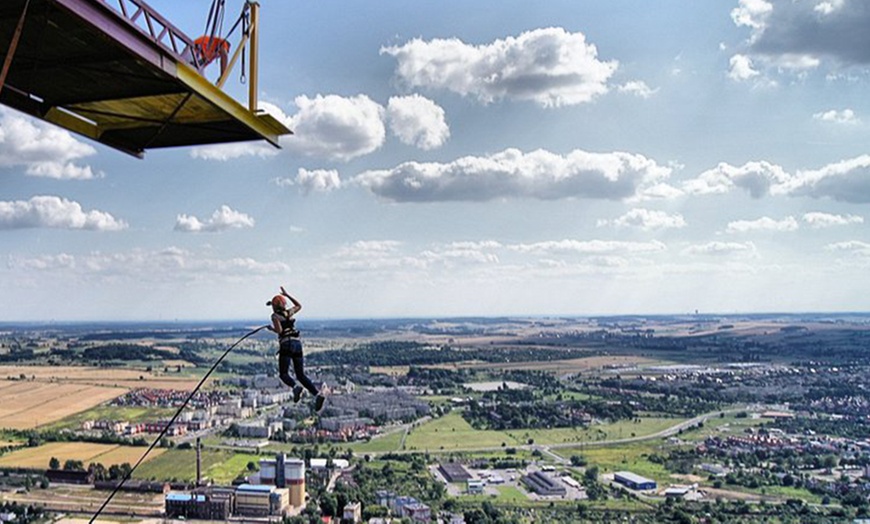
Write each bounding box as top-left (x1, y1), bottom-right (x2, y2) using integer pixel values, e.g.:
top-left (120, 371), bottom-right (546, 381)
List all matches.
top-left (196, 437), bottom-right (202, 486)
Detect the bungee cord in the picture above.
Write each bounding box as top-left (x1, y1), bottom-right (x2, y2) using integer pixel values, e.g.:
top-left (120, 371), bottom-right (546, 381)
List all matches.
top-left (89, 324), bottom-right (270, 523)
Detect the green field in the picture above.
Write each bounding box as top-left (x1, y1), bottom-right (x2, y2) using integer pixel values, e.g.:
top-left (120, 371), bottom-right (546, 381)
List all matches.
top-left (133, 448), bottom-right (259, 483)
top-left (502, 417), bottom-right (681, 446)
top-left (399, 412), bottom-right (685, 452)
top-left (404, 412), bottom-right (522, 451)
top-left (344, 428), bottom-right (407, 454)
top-left (555, 441), bottom-right (672, 484)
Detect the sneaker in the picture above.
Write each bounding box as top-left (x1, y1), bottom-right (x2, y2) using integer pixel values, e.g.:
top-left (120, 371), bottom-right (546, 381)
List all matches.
top-left (314, 383), bottom-right (328, 413)
top-left (292, 386), bottom-right (303, 404)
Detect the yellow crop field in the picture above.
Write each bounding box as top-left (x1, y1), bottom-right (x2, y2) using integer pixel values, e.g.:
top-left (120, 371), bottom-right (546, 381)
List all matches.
top-left (0, 365), bottom-right (199, 390)
top-left (0, 442), bottom-right (163, 469)
top-left (0, 382), bottom-right (125, 429)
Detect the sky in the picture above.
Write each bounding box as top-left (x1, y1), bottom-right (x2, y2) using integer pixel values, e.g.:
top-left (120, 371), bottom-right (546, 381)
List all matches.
top-left (3, 0), bottom-right (870, 321)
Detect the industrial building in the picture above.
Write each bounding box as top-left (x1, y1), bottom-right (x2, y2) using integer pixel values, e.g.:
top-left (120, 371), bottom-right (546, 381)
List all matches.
top-left (614, 471), bottom-right (657, 490)
top-left (438, 462), bottom-right (472, 483)
top-left (165, 492), bottom-right (231, 520)
top-left (235, 484), bottom-right (289, 517)
top-left (522, 471), bottom-right (567, 496)
top-left (258, 454), bottom-right (306, 508)
top-left (467, 479), bottom-right (485, 494)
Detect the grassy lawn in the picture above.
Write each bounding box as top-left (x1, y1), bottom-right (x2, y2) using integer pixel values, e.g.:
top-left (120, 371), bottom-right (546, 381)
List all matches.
top-left (404, 413), bottom-right (523, 451)
top-left (344, 429), bottom-right (406, 454)
top-left (46, 405), bottom-right (175, 431)
top-left (678, 413), bottom-right (765, 442)
top-left (503, 417), bottom-right (682, 446)
top-left (401, 413), bottom-right (685, 452)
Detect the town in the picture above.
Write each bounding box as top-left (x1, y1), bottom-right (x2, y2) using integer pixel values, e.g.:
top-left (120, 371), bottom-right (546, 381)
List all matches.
top-left (1, 313), bottom-right (869, 523)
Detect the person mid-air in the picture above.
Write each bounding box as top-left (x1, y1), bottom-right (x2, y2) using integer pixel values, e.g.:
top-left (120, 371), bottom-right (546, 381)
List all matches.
top-left (267, 287), bottom-right (326, 412)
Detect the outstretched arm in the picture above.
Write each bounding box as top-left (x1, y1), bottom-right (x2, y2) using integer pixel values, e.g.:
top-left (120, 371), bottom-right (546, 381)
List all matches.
top-left (280, 286), bottom-right (302, 315)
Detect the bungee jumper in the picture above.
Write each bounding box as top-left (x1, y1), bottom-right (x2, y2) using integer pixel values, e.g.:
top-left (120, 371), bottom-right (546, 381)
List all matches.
top-left (268, 286), bottom-right (327, 412)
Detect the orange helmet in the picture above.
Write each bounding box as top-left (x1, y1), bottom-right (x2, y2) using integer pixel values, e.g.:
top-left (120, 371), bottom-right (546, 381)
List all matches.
top-left (268, 295), bottom-right (287, 310)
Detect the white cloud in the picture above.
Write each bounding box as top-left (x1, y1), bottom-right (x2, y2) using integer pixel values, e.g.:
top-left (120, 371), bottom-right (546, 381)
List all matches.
top-left (684, 161), bottom-right (790, 198)
top-left (815, 0), bottom-right (845, 16)
top-left (381, 27), bottom-right (618, 107)
top-left (190, 142), bottom-right (279, 161)
top-left (354, 148), bottom-right (671, 203)
top-left (682, 241), bottom-right (757, 256)
top-left (174, 205), bottom-right (255, 233)
top-left (825, 240), bottom-right (870, 255)
top-left (295, 168), bottom-right (342, 194)
top-left (0, 110), bottom-right (100, 180)
top-left (506, 239), bottom-right (667, 255)
top-left (284, 94), bottom-right (385, 161)
top-left (597, 208), bottom-right (686, 231)
top-left (8, 247), bottom-right (289, 278)
top-left (813, 108), bottom-right (859, 125)
top-left (617, 81), bottom-right (657, 98)
top-left (782, 155), bottom-right (870, 203)
top-left (802, 211), bottom-right (863, 228)
top-left (386, 95), bottom-right (450, 150)
top-left (731, 0), bottom-right (773, 31)
top-left (728, 54), bottom-right (760, 81)
top-left (0, 195), bottom-right (126, 231)
top-left (725, 216), bottom-right (799, 233)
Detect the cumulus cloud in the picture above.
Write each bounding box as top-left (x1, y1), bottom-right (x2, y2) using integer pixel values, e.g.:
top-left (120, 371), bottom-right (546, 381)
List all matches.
top-left (386, 95), bottom-right (450, 150)
top-left (597, 208), bottom-right (686, 230)
top-left (802, 211), bottom-right (863, 228)
top-left (0, 110), bottom-right (100, 180)
top-left (0, 195), bottom-right (126, 231)
top-left (617, 81), bottom-right (657, 98)
top-left (682, 241), bottom-right (757, 256)
top-left (174, 205), bottom-right (255, 233)
top-left (782, 155), bottom-right (870, 203)
top-left (725, 216), bottom-right (799, 233)
top-left (683, 161), bottom-right (790, 198)
top-left (728, 54), bottom-right (761, 81)
top-left (284, 94), bottom-right (385, 161)
top-left (813, 108), bottom-right (859, 125)
top-left (731, 0), bottom-right (870, 73)
top-left (381, 27), bottom-right (618, 107)
top-left (354, 148), bottom-right (671, 203)
top-left (295, 168), bottom-right (342, 194)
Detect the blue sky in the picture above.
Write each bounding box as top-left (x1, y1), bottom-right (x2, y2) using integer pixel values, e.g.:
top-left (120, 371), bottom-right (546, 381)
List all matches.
top-left (3, 0), bottom-right (870, 321)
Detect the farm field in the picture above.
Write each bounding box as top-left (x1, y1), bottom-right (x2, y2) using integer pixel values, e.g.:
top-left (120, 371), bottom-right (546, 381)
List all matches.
top-left (429, 355), bottom-right (665, 374)
top-left (0, 381), bottom-right (125, 429)
top-left (0, 365), bottom-right (200, 390)
top-left (0, 442), bottom-right (163, 469)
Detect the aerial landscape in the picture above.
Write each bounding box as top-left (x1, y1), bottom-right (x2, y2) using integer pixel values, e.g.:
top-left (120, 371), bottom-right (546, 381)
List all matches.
top-left (1, 314), bottom-right (870, 523)
top-left (3, 0), bottom-right (870, 523)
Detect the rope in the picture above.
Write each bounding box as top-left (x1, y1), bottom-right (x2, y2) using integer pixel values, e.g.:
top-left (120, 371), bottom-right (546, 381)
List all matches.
top-left (88, 324), bottom-right (270, 523)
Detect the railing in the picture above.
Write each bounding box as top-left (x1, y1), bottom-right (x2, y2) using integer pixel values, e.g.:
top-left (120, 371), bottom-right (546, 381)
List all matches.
top-left (99, 0), bottom-right (204, 71)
